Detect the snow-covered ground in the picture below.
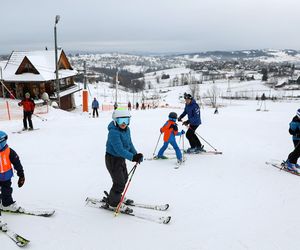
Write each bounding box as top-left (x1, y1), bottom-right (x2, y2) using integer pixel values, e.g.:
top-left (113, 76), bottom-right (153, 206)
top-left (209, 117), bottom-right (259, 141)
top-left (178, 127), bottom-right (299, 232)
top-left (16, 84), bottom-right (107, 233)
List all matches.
top-left (1, 93), bottom-right (300, 249)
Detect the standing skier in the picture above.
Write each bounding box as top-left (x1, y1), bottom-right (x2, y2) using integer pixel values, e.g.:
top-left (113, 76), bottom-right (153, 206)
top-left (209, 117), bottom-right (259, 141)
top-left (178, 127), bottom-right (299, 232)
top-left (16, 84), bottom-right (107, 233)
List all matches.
top-left (285, 109), bottom-right (300, 173)
top-left (178, 93), bottom-right (203, 153)
top-left (92, 97), bottom-right (99, 118)
top-left (0, 131), bottom-right (25, 212)
top-left (156, 112), bottom-right (185, 165)
top-left (105, 108), bottom-right (143, 212)
top-left (18, 92), bottom-right (35, 130)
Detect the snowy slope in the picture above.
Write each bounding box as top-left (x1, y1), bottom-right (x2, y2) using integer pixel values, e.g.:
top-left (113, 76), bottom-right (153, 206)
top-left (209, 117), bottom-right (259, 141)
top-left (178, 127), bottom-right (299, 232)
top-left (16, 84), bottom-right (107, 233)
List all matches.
top-left (1, 94), bottom-right (300, 249)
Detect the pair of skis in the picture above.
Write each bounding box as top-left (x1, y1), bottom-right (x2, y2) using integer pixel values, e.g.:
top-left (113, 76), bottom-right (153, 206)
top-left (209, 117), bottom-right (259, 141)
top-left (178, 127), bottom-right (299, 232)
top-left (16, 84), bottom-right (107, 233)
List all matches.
top-left (12, 128), bottom-right (40, 134)
top-left (85, 197), bottom-right (171, 224)
top-left (266, 160), bottom-right (300, 176)
top-left (1, 227), bottom-right (30, 247)
top-left (1, 207), bottom-right (55, 247)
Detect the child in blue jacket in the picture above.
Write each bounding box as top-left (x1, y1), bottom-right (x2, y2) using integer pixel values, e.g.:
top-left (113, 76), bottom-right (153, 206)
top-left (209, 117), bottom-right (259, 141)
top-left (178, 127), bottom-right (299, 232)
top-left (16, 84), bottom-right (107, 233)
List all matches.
top-left (156, 112), bottom-right (185, 164)
top-left (105, 109), bottom-right (143, 212)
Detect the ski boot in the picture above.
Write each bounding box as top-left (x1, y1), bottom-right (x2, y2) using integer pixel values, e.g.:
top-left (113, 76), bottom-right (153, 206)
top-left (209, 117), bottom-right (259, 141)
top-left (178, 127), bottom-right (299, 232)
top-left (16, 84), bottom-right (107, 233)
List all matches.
top-left (0, 202), bottom-right (24, 212)
top-left (108, 203), bottom-right (133, 214)
top-left (186, 147), bottom-right (197, 154)
top-left (285, 161), bottom-right (300, 174)
top-left (195, 145), bottom-right (206, 153)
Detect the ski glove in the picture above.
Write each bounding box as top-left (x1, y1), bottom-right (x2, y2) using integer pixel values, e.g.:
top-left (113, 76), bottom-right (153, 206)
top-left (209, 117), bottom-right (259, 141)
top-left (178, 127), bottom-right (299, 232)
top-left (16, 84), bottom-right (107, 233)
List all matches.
top-left (132, 153), bottom-right (143, 163)
top-left (169, 124), bottom-right (178, 131)
top-left (181, 130), bottom-right (185, 135)
top-left (182, 120), bottom-right (190, 126)
top-left (18, 176), bottom-right (25, 188)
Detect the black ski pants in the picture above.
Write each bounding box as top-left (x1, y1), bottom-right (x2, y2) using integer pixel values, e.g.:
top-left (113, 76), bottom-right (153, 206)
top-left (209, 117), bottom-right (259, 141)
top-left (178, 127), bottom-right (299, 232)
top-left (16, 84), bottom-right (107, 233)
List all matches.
top-left (186, 125), bottom-right (202, 148)
top-left (288, 140), bottom-right (300, 164)
top-left (92, 108), bottom-right (98, 117)
top-left (105, 153), bottom-right (128, 207)
top-left (23, 111), bottom-right (33, 129)
top-left (0, 180), bottom-right (14, 206)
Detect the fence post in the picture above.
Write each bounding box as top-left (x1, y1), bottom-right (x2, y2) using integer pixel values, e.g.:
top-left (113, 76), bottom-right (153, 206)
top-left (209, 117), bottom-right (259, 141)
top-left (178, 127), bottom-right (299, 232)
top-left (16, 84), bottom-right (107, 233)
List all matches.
top-left (6, 101), bottom-right (11, 120)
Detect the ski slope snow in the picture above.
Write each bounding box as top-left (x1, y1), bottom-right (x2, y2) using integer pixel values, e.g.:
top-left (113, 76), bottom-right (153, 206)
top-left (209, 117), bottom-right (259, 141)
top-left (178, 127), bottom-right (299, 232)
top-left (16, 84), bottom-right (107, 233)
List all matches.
top-left (1, 97), bottom-right (300, 250)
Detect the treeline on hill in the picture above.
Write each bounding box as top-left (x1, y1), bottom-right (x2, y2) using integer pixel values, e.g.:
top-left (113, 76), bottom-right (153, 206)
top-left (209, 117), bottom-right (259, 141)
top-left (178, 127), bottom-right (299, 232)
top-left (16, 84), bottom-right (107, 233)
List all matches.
top-left (74, 67), bottom-right (145, 92)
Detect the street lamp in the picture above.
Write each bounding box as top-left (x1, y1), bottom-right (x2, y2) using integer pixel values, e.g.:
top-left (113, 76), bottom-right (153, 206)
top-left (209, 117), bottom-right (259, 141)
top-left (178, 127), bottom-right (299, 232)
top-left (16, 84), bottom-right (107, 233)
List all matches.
top-left (54, 15), bottom-right (60, 107)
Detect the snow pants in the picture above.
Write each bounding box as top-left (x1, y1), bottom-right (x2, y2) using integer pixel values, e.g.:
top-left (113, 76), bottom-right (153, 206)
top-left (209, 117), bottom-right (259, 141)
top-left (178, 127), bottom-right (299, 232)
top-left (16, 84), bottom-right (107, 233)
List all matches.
top-left (288, 140), bottom-right (300, 164)
top-left (0, 180), bottom-right (14, 206)
top-left (186, 125), bottom-right (202, 148)
top-left (158, 139), bottom-right (182, 161)
top-left (23, 111), bottom-right (33, 129)
top-left (105, 153), bottom-right (128, 207)
top-left (92, 108), bottom-right (98, 117)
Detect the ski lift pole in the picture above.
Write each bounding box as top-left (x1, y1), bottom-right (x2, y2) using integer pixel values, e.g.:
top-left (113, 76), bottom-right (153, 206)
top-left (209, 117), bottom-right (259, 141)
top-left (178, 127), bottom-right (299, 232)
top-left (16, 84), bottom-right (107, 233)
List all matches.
top-left (114, 163), bottom-right (138, 217)
top-left (152, 133), bottom-right (162, 157)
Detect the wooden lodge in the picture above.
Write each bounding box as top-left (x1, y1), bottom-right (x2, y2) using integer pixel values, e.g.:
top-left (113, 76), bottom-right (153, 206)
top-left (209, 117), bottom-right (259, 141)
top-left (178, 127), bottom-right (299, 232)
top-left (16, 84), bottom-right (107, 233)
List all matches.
top-left (0, 49), bottom-right (78, 110)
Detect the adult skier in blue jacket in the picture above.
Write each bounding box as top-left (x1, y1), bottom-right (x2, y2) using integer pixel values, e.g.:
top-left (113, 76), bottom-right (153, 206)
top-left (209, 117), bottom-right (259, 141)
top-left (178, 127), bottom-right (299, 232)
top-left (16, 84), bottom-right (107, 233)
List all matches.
top-left (286, 109), bottom-right (300, 173)
top-left (105, 108), bottom-right (143, 212)
top-left (178, 93), bottom-right (203, 153)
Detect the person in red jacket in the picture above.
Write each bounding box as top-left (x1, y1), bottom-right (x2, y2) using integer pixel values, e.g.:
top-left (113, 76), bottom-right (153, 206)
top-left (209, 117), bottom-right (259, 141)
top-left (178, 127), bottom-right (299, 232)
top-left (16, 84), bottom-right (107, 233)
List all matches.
top-left (18, 92), bottom-right (35, 130)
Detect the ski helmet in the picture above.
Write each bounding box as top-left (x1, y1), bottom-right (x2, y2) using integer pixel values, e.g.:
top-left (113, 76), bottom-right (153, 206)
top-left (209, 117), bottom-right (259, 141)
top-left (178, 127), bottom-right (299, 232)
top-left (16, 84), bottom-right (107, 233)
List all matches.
top-left (25, 92), bottom-right (30, 98)
top-left (0, 131), bottom-right (8, 150)
top-left (168, 112), bottom-right (177, 120)
top-left (297, 108), bottom-right (300, 118)
top-left (184, 92), bottom-right (193, 100)
top-left (112, 108), bottom-right (131, 125)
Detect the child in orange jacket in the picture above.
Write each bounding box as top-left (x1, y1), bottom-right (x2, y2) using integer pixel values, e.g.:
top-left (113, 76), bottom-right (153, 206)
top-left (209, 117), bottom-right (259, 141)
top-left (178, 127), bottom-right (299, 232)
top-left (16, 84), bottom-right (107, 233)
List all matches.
top-left (156, 112), bottom-right (185, 164)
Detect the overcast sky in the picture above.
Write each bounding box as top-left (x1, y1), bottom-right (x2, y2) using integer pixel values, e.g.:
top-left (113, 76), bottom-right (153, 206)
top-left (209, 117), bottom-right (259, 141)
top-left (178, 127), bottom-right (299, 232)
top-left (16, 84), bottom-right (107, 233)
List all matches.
top-left (1, 0), bottom-right (300, 54)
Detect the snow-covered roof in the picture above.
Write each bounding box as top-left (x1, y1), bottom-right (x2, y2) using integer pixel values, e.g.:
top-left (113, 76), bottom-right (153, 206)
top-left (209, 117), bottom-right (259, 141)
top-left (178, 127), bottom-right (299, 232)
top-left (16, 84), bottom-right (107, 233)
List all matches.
top-left (2, 49), bottom-right (77, 82)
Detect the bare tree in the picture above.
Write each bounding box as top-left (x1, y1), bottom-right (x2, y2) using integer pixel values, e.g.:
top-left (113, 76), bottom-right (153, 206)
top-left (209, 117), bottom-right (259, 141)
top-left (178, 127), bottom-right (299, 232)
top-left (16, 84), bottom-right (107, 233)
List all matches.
top-left (189, 83), bottom-right (199, 100)
top-left (205, 84), bottom-right (219, 108)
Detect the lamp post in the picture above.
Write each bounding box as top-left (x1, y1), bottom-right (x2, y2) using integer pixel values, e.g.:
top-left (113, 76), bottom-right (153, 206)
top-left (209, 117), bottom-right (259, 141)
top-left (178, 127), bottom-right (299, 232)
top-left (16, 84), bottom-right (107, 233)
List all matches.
top-left (54, 15), bottom-right (60, 107)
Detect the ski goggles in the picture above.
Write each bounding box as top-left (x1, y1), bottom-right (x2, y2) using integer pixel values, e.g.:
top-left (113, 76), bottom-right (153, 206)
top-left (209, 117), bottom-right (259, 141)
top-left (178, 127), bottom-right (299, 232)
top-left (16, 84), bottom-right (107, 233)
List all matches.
top-left (116, 117), bottom-right (130, 125)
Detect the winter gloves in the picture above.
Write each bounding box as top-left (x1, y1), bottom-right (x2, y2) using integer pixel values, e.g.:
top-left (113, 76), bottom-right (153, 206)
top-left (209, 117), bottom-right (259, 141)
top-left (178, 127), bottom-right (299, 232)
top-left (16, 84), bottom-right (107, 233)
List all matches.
top-left (180, 130), bottom-right (185, 135)
top-left (18, 176), bottom-right (25, 188)
top-left (182, 120), bottom-right (190, 126)
top-left (132, 153), bottom-right (143, 163)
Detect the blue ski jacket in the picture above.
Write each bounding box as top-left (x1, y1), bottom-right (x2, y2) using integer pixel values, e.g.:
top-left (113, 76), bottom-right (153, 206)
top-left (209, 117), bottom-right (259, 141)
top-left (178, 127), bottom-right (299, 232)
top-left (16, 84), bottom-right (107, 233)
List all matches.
top-left (289, 115), bottom-right (300, 141)
top-left (106, 121), bottom-right (137, 161)
top-left (178, 99), bottom-right (201, 126)
top-left (92, 100), bottom-right (99, 109)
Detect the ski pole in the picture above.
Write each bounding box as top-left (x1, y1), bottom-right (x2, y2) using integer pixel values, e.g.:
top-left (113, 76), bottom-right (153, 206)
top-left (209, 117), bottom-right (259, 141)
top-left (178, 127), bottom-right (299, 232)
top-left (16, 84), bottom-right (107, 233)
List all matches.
top-left (153, 133), bottom-right (162, 157)
top-left (114, 163), bottom-right (138, 216)
top-left (33, 113), bottom-right (47, 121)
top-left (182, 134), bottom-right (185, 160)
top-left (194, 131), bottom-right (218, 151)
top-left (185, 124), bottom-right (218, 151)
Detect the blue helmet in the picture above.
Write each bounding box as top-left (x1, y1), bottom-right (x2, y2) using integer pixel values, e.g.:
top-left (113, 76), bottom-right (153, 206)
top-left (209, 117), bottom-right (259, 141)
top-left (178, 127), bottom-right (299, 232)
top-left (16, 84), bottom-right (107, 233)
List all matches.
top-left (0, 131), bottom-right (8, 150)
top-left (297, 108), bottom-right (300, 118)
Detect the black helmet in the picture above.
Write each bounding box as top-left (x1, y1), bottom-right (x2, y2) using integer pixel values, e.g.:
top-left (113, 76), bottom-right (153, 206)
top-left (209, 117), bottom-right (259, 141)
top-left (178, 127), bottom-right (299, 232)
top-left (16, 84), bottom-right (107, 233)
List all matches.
top-left (184, 92), bottom-right (192, 100)
top-left (168, 112), bottom-right (177, 120)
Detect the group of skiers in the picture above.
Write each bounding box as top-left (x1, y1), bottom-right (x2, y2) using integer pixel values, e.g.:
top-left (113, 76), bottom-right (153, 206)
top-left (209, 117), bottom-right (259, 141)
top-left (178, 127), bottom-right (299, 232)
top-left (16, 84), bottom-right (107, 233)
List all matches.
top-left (2, 90), bottom-right (300, 230)
top-left (104, 92), bottom-right (203, 212)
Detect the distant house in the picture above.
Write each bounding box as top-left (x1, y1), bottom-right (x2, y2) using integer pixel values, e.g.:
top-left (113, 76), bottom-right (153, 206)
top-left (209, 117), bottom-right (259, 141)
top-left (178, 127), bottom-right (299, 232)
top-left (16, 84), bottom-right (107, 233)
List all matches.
top-left (0, 49), bottom-right (79, 110)
top-left (288, 75), bottom-right (300, 85)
